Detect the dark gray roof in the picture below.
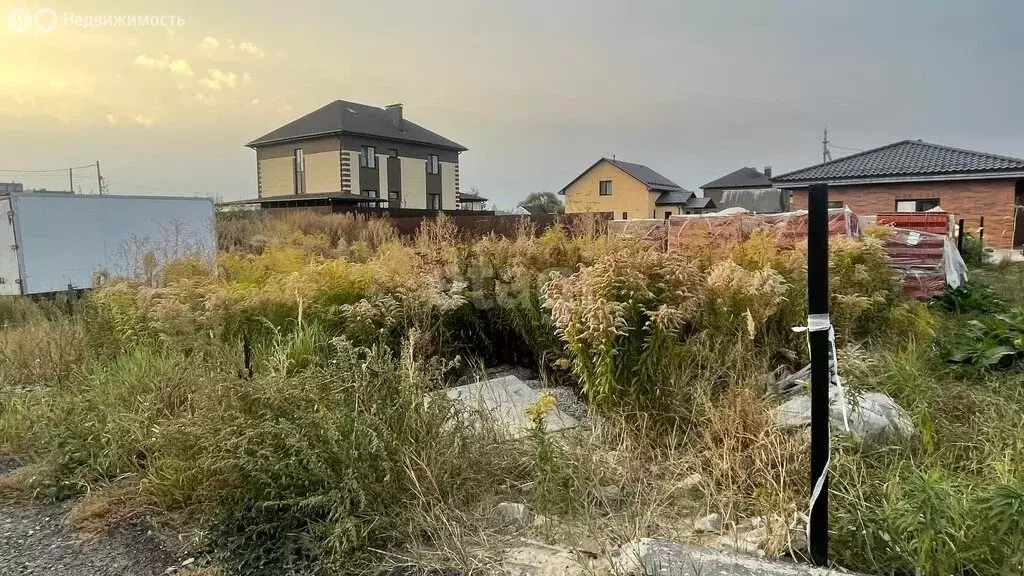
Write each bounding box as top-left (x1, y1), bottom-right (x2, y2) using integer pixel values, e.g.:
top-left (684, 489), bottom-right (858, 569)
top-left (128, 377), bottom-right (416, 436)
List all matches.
top-left (246, 100), bottom-right (467, 150)
top-left (559, 158), bottom-right (682, 194)
top-left (774, 140), bottom-right (1024, 183)
top-left (459, 192), bottom-right (488, 202)
top-left (684, 197), bottom-right (716, 209)
top-left (701, 167), bottom-right (773, 190)
top-left (607, 159), bottom-right (682, 191)
top-left (655, 189), bottom-right (695, 205)
top-left (706, 188), bottom-right (788, 213)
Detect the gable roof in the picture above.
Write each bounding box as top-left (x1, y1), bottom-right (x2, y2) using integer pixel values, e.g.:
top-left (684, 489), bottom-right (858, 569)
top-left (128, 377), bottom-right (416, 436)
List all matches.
top-left (559, 158), bottom-right (682, 194)
top-left (701, 167), bottom-right (773, 190)
top-left (246, 100), bottom-right (467, 150)
top-left (773, 139), bottom-right (1024, 184)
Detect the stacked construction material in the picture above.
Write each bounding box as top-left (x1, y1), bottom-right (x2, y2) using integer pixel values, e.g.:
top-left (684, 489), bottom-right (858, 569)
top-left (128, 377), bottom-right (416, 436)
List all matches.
top-left (880, 227), bottom-right (967, 299)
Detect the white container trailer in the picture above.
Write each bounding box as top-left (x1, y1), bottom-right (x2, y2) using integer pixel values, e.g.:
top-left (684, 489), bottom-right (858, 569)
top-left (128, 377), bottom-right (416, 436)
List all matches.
top-left (0, 192), bottom-right (216, 296)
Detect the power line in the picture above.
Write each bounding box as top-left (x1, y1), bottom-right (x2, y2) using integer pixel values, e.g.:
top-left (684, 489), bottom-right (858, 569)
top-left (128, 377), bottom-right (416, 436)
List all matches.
top-left (71, 174), bottom-right (208, 196)
top-left (829, 144), bottom-right (864, 152)
top-left (0, 163), bottom-right (97, 173)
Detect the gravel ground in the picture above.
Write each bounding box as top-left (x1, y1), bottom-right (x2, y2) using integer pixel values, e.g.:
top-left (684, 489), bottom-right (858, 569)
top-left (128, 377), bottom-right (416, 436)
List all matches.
top-left (0, 457), bottom-right (185, 576)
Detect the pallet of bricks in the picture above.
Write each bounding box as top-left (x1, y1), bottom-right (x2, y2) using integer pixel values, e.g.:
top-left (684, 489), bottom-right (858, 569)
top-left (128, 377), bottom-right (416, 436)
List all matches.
top-left (873, 211), bottom-right (965, 299)
top-left (658, 207), bottom-right (965, 299)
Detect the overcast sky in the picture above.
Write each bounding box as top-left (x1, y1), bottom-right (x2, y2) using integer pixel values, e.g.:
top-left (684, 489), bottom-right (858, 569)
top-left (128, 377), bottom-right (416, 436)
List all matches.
top-left (2, 0), bottom-right (1023, 207)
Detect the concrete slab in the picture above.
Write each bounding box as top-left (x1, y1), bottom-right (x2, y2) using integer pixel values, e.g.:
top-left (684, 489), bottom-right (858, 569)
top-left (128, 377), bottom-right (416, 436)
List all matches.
top-left (615, 538), bottom-right (864, 576)
top-left (444, 375), bottom-right (579, 438)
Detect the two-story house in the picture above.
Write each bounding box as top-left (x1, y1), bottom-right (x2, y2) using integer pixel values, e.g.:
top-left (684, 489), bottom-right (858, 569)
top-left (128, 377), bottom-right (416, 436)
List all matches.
top-left (245, 100), bottom-right (467, 210)
top-left (559, 158), bottom-right (713, 219)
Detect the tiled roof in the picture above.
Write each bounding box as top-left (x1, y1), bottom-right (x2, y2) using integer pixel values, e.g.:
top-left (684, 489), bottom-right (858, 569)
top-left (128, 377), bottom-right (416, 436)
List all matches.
top-left (606, 159), bottom-right (682, 191)
top-left (684, 197), bottom-right (716, 209)
top-left (701, 167), bottom-right (772, 189)
top-left (559, 158), bottom-right (683, 195)
top-left (459, 192), bottom-right (488, 202)
top-left (246, 100), bottom-right (467, 150)
top-left (654, 189), bottom-right (695, 205)
top-left (773, 140), bottom-right (1024, 183)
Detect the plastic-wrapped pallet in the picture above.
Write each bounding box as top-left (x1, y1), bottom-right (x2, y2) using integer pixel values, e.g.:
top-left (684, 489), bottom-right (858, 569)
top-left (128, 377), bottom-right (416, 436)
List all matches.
top-left (882, 228), bottom-right (967, 299)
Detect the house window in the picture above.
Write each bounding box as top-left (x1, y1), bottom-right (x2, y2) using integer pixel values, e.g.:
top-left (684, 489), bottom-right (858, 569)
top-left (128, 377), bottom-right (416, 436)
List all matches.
top-left (293, 148), bottom-right (305, 195)
top-left (428, 154), bottom-right (440, 175)
top-left (360, 145), bottom-right (376, 168)
top-left (428, 193), bottom-right (441, 210)
top-left (827, 200), bottom-right (844, 209)
top-left (388, 190), bottom-right (400, 201)
top-left (361, 189), bottom-right (378, 198)
top-left (665, 211), bottom-right (672, 219)
top-left (388, 148), bottom-right (399, 158)
top-left (896, 198), bottom-right (940, 212)
top-left (621, 212), bottom-right (628, 220)
top-left (599, 180), bottom-right (612, 196)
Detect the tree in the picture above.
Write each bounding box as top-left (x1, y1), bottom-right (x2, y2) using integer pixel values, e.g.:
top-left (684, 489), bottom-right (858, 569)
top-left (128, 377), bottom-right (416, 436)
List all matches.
top-left (517, 191), bottom-right (564, 214)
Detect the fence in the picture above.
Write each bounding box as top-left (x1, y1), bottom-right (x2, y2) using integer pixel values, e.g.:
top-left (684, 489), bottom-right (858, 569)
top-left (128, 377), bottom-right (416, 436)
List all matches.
top-left (609, 208), bottom-right (962, 299)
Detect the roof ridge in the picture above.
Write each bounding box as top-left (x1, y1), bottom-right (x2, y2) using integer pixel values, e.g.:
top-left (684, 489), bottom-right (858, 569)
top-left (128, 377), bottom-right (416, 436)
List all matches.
top-left (773, 140), bottom-right (912, 181)
top-left (773, 139), bottom-right (1024, 183)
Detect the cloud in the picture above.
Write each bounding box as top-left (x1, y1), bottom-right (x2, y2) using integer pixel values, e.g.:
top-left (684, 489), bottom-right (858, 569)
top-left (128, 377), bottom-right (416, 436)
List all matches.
top-left (168, 59), bottom-right (194, 76)
top-left (198, 36), bottom-right (219, 52)
top-left (198, 68), bottom-right (238, 91)
top-left (242, 72), bottom-right (252, 84)
top-left (250, 98), bottom-right (260, 105)
top-left (48, 79), bottom-right (68, 89)
top-left (278, 104), bottom-right (292, 114)
top-left (105, 114), bottom-right (118, 125)
top-left (236, 42), bottom-right (265, 58)
top-left (132, 114), bottom-right (156, 127)
top-left (133, 54), bottom-right (165, 71)
top-left (134, 55), bottom-right (194, 76)
top-left (197, 37), bottom-right (265, 58)
top-left (194, 93), bottom-right (217, 107)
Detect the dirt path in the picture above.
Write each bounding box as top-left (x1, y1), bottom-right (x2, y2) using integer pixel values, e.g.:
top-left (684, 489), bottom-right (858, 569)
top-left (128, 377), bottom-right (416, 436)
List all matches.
top-left (0, 458), bottom-right (185, 576)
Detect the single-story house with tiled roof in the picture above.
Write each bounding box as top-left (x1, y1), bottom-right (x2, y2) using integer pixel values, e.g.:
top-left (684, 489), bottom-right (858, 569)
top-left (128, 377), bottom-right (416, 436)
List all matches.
top-left (701, 166), bottom-right (787, 213)
top-left (773, 139), bottom-right (1024, 249)
top-left (559, 158), bottom-right (714, 219)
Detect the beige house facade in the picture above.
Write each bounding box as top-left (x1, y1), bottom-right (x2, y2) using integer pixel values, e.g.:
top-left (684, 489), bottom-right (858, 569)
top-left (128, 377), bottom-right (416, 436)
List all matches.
top-left (559, 158), bottom-right (712, 219)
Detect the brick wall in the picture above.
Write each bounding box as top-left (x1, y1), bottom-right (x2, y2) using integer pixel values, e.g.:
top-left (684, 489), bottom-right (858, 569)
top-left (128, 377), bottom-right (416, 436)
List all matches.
top-left (789, 178), bottom-right (1018, 249)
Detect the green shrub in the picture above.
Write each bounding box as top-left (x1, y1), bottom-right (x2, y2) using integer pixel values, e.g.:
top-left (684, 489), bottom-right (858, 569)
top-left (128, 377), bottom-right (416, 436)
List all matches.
top-left (948, 309), bottom-right (1024, 368)
top-left (961, 233), bottom-right (986, 267)
top-left (934, 279), bottom-right (1005, 314)
top-left (544, 248), bottom-right (703, 414)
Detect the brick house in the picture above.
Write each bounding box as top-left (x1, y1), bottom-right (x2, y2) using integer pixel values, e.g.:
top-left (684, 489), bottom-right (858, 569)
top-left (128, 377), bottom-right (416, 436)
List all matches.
top-left (773, 140), bottom-right (1024, 249)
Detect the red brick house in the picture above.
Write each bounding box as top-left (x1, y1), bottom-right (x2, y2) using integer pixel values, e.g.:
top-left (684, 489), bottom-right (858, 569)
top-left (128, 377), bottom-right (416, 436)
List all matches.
top-left (773, 140), bottom-right (1024, 249)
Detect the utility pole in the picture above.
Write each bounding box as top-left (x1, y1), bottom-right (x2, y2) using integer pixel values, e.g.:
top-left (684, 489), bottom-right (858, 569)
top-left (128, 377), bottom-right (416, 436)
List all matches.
top-left (822, 128), bottom-right (832, 163)
top-left (68, 168), bottom-right (74, 193)
top-left (95, 161), bottom-right (104, 195)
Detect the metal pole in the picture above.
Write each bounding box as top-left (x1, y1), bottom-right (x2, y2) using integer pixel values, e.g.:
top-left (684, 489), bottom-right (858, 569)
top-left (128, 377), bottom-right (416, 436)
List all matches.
top-left (69, 168), bottom-right (74, 193)
top-left (957, 218), bottom-right (965, 254)
top-left (979, 217), bottom-right (985, 244)
top-left (95, 161), bottom-right (102, 195)
top-left (807, 183), bottom-right (830, 566)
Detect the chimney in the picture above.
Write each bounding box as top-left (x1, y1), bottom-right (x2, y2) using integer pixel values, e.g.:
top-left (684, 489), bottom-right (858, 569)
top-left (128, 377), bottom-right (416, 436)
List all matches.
top-left (385, 103), bottom-right (404, 130)
top-left (763, 165), bottom-right (772, 178)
